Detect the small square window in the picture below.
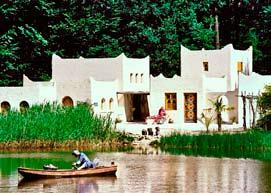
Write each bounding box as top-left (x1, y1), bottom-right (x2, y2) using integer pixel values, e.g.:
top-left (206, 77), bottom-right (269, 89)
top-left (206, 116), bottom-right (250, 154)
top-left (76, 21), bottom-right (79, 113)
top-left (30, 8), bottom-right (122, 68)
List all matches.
top-left (203, 61), bottom-right (208, 71)
top-left (237, 62), bottom-right (243, 72)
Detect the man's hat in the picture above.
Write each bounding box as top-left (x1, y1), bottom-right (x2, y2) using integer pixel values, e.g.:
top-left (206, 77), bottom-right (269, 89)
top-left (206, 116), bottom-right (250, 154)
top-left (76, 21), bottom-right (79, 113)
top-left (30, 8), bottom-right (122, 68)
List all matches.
top-left (72, 150), bottom-right (80, 156)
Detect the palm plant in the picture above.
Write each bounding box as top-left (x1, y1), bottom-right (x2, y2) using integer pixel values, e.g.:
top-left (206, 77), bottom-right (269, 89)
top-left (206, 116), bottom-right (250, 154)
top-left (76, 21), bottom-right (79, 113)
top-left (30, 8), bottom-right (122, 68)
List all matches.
top-left (201, 109), bottom-right (215, 133)
top-left (209, 96), bottom-right (233, 132)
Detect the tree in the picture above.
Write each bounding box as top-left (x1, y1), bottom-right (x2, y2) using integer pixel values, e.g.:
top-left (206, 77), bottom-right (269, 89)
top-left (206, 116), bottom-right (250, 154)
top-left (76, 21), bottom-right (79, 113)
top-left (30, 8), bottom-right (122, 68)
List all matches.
top-left (1, 0), bottom-right (218, 85)
top-left (216, 1), bottom-right (271, 74)
top-left (2, 0), bottom-right (271, 86)
top-left (0, 29), bottom-right (20, 85)
top-left (257, 85), bottom-right (271, 116)
top-left (0, 0), bottom-right (53, 85)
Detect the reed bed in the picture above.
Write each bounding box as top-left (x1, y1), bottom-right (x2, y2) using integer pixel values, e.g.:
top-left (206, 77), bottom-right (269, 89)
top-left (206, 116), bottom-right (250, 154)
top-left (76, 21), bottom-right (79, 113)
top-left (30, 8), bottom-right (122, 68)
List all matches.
top-left (0, 103), bottom-right (133, 150)
top-left (159, 129), bottom-right (271, 152)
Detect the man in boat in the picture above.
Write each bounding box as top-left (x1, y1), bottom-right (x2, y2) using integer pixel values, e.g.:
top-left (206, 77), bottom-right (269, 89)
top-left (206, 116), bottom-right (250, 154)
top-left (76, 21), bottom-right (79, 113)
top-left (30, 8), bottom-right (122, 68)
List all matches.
top-left (72, 150), bottom-right (96, 170)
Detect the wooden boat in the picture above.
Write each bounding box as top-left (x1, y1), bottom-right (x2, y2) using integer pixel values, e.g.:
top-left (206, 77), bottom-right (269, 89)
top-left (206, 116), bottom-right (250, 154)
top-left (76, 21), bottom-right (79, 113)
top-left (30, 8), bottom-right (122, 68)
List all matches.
top-left (18, 165), bottom-right (117, 179)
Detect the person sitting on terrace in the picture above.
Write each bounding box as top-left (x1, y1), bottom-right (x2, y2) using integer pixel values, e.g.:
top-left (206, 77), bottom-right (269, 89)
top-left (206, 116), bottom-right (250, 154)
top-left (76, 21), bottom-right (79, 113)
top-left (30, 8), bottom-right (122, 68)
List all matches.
top-left (146, 106), bottom-right (167, 124)
top-left (158, 106), bottom-right (166, 117)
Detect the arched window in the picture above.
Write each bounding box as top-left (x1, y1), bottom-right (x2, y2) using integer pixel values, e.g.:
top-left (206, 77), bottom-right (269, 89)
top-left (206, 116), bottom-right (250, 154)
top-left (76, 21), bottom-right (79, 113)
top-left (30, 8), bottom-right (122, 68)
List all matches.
top-left (140, 73), bottom-right (144, 83)
top-left (20, 101), bottom-right (29, 112)
top-left (165, 93), bottom-right (177, 110)
top-left (62, 96), bottom-right (74, 107)
top-left (130, 73), bottom-right (133, 83)
top-left (109, 98), bottom-right (114, 110)
top-left (135, 73), bottom-right (138, 83)
top-left (1, 101), bottom-right (11, 113)
top-left (101, 98), bottom-right (106, 111)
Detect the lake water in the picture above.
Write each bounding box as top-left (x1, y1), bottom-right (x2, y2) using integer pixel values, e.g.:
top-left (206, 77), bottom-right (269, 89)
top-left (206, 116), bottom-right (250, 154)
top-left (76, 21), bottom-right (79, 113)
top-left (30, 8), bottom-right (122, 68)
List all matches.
top-left (1, 149), bottom-right (271, 193)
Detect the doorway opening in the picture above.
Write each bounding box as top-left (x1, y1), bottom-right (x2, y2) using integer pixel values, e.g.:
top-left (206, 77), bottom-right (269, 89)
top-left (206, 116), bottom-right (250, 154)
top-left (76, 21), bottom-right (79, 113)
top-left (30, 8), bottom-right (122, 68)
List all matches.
top-left (123, 93), bottom-right (150, 122)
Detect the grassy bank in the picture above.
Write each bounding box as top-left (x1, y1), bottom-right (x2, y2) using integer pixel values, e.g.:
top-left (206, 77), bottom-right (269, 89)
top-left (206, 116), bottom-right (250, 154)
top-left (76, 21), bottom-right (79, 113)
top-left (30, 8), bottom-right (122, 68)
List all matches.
top-left (159, 129), bottom-right (271, 152)
top-left (0, 103), bottom-right (133, 150)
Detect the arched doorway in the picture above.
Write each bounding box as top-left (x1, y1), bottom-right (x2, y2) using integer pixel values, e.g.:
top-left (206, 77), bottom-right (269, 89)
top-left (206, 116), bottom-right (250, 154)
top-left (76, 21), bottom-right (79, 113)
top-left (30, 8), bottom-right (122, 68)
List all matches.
top-left (20, 101), bottom-right (29, 112)
top-left (220, 95), bottom-right (230, 123)
top-left (1, 101), bottom-right (11, 113)
top-left (62, 96), bottom-right (74, 107)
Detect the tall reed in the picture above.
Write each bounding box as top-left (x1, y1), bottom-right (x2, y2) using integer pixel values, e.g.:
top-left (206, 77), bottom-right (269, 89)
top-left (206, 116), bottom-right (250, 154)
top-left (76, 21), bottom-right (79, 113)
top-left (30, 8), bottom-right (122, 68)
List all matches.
top-left (159, 129), bottom-right (271, 152)
top-left (0, 103), bottom-right (129, 146)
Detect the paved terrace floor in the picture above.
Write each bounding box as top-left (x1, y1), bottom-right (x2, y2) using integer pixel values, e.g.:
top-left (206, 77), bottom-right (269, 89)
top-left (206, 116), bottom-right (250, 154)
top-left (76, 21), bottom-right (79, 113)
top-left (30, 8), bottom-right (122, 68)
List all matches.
top-left (116, 122), bottom-right (244, 136)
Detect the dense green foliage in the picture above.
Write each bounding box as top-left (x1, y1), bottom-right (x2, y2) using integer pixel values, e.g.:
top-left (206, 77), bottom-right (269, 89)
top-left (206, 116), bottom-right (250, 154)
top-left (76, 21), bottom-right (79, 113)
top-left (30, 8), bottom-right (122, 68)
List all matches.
top-left (258, 84), bottom-right (271, 115)
top-left (257, 84), bottom-right (271, 130)
top-left (0, 103), bottom-right (130, 143)
top-left (159, 130), bottom-right (271, 152)
top-left (1, 1), bottom-right (271, 85)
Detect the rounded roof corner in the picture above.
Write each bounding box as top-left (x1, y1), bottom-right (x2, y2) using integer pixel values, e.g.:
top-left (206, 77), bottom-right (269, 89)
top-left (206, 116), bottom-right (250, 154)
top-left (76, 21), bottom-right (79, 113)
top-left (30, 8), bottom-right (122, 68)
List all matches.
top-left (119, 53), bottom-right (127, 58)
top-left (180, 44), bottom-right (191, 51)
top-left (145, 55), bottom-right (150, 59)
top-left (152, 73), bottom-right (166, 79)
top-left (172, 74), bottom-right (180, 79)
top-left (221, 44), bottom-right (233, 50)
top-left (22, 74), bottom-right (30, 80)
top-left (53, 53), bottom-right (60, 58)
top-left (157, 73), bottom-right (165, 78)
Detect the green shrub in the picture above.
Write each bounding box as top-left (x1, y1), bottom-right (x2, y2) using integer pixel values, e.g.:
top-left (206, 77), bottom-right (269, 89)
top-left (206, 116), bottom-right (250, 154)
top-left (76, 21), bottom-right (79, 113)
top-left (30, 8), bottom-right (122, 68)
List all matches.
top-left (257, 114), bottom-right (271, 131)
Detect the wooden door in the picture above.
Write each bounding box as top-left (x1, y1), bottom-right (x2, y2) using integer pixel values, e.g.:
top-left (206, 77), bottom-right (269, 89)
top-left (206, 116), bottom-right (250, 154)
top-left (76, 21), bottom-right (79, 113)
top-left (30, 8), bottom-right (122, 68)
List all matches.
top-left (184, 93), bottom-right (197, 123)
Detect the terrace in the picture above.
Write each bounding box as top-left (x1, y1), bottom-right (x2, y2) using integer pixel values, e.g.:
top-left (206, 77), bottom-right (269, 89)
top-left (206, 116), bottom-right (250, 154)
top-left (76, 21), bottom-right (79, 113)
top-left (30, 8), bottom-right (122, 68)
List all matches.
top-left (115, 121), bottom-right (243, 136)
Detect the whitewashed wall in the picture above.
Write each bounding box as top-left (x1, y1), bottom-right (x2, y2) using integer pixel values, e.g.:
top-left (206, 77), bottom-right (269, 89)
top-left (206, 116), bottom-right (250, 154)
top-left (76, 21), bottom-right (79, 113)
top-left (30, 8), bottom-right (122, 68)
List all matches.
top-left (150, 74), bottom-right (204, 126)
top-left (230, 46), bottom-right (253, 90)
top-left (90, 78), bottom-right (121, 118)
top-left (23, 75), bottom-right (56, 103)
top-left (55, 80), bottom-right (91, 104)
top-left (122, 55), bottom-right (150, 92)
top-left (52, 54), bottom-right (122, 82)
top-left (0, 86), bottom-right (39, 111)
top-left (181, 44), bottom-right (253, 92)
top-left (181, 45), bottom-right (231, 79)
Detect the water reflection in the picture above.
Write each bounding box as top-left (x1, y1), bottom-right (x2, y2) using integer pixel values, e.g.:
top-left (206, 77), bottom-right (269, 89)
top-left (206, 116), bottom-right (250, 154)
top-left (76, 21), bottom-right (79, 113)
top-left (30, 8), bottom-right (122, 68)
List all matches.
top-left (0, 151), bottom-right (271, 192)
top-left (18, 177), bottom-right (114, 193)
top-left (161, 146), bottom-right (271, 161)
top-left (76, 178), bottom-right (99, 193)
top-left (178, 157), bottom-right (258, 193)
top-left (113, 151), bottom-right (271, 193)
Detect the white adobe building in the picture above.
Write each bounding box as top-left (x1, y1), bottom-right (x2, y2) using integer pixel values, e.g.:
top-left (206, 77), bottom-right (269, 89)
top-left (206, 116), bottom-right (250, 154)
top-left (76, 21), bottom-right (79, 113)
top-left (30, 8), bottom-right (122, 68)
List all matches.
top-left (0, 53), bottom-right (151, 122)
top-left (0, 44), bottom-right (271, 131)
top-left (150, 44), bottom-right (271, 130)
